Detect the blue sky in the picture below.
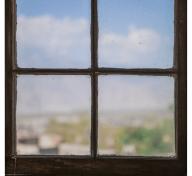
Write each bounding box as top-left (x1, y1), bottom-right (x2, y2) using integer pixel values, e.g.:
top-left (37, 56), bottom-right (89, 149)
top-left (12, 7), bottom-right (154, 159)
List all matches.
top-left (17, 0), bottom-right (173, 34)
top-left (17, 0), bottom-right (174, 68)
top-left (98, 0), bottom-right (174, 68)
top-left (17, 0), bottom-right (90, 19)
top-left (99, 0), bottom-right (174, 35)
top-left (17, 0), bottom-right (174, 35)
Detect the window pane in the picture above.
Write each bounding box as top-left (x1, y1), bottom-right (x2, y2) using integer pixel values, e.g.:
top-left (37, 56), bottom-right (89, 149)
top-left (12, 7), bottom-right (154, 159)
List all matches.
top-left (17, 0), bottom-right (90, 68)
top-left (98, 0), bottom-right (174, 68)
top-left (16, 76), bottom-right (91, 155)
top-left (98, 76), bottom-right (175, 156)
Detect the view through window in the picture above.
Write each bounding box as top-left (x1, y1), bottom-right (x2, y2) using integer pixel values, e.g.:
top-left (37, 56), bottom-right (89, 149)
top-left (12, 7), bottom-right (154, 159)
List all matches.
top-left (16, 0), bottom-right (175, 156)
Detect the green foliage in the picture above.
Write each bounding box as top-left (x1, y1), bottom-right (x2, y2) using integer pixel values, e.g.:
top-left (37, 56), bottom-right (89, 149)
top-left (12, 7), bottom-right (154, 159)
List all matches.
top-left (46, 115), bottom-right (90, 145)
top-left (118, 118), bottom-right (175, 155)
top-left (45, 114), bottom-right (175, 156)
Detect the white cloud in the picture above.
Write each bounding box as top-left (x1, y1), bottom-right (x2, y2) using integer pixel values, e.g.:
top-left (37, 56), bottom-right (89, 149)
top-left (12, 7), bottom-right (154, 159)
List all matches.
top-left (99, 26), bottom-right (166, 67)
top-left (17, 16), bottom-right (90, 67)
top-left (17, 15), bottom-right (172, 68)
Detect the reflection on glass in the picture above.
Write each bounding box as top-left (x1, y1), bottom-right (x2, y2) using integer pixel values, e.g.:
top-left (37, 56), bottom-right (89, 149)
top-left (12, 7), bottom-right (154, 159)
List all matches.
top-left (98, 76), bottom-right (175, 156)
top-left (16, 76), bottom-right (91, 155)
top-left (17, 0), bottom-right (90, 68)
top-left (98, 0), bottom-right (174, 68)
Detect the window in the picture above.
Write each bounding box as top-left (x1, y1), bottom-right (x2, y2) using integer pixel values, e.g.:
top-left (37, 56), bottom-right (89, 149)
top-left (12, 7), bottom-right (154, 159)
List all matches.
top-left (6, 0), bottom-right (186, 175)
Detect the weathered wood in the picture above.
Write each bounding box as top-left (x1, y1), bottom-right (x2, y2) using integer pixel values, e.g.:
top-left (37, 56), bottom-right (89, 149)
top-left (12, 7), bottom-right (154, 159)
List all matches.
top-left (5, 157), bottom-right (186, 176)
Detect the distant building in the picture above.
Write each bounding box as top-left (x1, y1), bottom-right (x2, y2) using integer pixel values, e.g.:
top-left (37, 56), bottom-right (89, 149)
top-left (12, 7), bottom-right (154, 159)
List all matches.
top-left (17, 129), bottom-right (38, 145)
top-left (17, 144), bottom-right (39, 155)
top-left (59, 143), bottom-right (89, 155)
top-left (38, 134), bottom-right (62, 155)
top-left (18, 136), bottom-right (38, 145)
top-left (99, 149), bottom-right (115, 155)
top-left (122, 145), bottom-right (136, 155)
top-left (39, 147), bottom-right (59, 155)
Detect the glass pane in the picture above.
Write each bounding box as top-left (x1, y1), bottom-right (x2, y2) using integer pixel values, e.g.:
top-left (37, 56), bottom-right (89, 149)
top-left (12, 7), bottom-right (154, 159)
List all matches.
top-left (17, 0), bottom-right (90, 68)
top-left (16, 76), bottom-right (91, 155)
top-left (98, 76), bottom-right (175, 156)
top-left (98, 0), bottom-right (174, 68)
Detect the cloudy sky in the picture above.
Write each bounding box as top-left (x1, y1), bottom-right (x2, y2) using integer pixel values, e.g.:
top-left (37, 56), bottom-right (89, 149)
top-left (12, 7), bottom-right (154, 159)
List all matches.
top-left (98, 0), bottom-right (174, 68)
top-left (16, 0), bottom-right (174, 117)
top-left (17, 0), bottom-right (174, 68)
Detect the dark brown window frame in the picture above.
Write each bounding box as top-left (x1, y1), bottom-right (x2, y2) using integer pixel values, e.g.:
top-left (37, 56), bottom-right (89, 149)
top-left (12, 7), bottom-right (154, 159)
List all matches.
top-left (5, 0), bottom-right (187, 175)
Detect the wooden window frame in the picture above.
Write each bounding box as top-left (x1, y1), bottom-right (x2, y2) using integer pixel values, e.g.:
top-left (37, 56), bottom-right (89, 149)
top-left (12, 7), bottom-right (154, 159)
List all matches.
top-left (5, 0), bottom-right (187, 175)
